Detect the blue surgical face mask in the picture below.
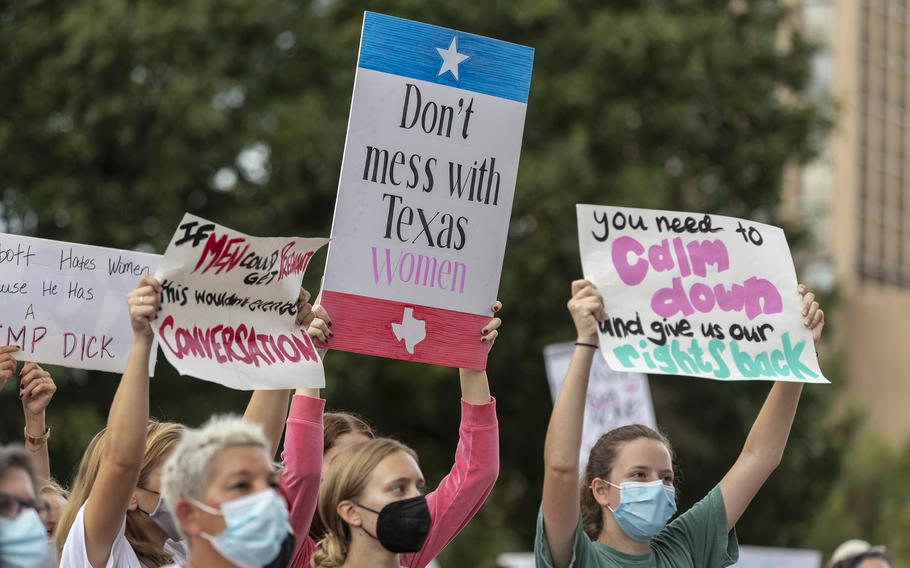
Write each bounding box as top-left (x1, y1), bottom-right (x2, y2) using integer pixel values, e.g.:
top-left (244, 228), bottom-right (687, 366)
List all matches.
top-left (0, 508), bottom-right (52, 568)
top-left (192, 488), bottom-right (290, 568)
top-left (601, 479), bottom-right (676, 542)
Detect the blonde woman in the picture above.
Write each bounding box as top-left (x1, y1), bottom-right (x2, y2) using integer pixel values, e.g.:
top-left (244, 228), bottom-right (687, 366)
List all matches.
top-left (57, 277), bottom-right (315, 567)
top-left (281, 303), bottom-right (502, 567)
top-left (315, 438), bottom-right (437, 568)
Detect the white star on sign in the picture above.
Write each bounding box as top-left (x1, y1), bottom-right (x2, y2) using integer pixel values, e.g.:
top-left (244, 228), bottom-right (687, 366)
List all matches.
top-left (436, 36), bottom-right (470, 80)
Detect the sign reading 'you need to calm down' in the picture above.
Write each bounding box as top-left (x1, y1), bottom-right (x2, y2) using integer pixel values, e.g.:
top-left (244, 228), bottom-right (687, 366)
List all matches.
top-left (577, 205), bottom-right (828, 384)
top-left (320, 12), bottom-right (534, 369)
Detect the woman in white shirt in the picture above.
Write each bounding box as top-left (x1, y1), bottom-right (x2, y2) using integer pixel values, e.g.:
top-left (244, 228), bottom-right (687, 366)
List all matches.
top-left (56, 277), bottom-right (314, 567)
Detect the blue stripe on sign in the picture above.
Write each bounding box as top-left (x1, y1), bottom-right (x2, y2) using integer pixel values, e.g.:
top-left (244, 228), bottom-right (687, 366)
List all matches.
top-left (358, 11), bottom-right (534, 104)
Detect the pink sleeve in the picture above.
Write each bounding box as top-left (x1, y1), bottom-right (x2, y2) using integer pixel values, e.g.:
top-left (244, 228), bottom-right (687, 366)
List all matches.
top-left (402, 397), bottom-right (499, 568)
top-left (280, 394), bottom-right (324, 566)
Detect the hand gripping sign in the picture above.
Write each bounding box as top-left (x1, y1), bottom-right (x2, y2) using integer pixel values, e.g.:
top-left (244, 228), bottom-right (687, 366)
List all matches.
top-left (152, 214), bottom-right (328, 390)
top-left (320, 12), bottom-right (534, 369)
top-left (577, 205), bottom-right (828, 383)
top-left (0, 233), bottom-right (160, 374)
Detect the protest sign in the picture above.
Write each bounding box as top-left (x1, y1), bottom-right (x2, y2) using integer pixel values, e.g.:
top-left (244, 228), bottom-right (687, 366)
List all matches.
top-left (0, 233), bottom-right (160, 374)
top-left (577, 205), bottom-right (828, 383)
top-left (733, 546), bottom-right (822, 568)
top-left (320, 11), bottom-right (534, 369)
top-left (544, 341), bottom-right (656, 470)
top-left (152, 214), bottom-right (328, 390)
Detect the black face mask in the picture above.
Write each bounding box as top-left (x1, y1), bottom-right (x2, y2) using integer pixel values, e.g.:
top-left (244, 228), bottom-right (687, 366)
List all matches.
top-left (263, 532), bottom-right (295, 568)
top-left (354, 495), bottom-right (431, 553)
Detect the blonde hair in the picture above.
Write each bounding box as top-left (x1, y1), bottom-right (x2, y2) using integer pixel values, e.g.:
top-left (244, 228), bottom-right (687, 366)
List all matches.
top-left (161, 415), bottom-right (269, 542)
top-left (309, 412), bottom-right (377, 541)
top-left (56, 421), bottom-right (183, 566)
top-left (39, 478), bottom-right (70, 501)
top-left (313, 438), bottom-right (417, 567)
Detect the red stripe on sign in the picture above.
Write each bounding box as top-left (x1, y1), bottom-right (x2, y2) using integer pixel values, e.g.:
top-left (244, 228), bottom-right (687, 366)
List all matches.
top-left (318, 290), bottom-right (492, 370)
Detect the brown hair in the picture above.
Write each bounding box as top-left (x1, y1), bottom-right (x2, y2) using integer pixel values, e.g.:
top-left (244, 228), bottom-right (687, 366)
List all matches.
top-left (323, 412), bottom-right (375, 453)
top-left (313, 438), bottom-right (417, 567)
top-left (309, 412), bottom-right (376, 541)
top-left (580, 424), bottom-right (674, 540)
top-left (56, 421), bottom-right (183, 566)
top-left (0, 444), bottom-right (38, 498)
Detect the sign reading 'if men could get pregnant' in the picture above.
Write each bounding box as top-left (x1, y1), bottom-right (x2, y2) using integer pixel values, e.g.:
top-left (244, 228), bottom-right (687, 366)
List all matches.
top-left (321, 12), bottom-right (534, 369)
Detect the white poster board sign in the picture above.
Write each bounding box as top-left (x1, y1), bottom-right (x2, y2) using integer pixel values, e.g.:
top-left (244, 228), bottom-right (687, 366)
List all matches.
top-left (0, 233), bottom-right (160, 374)
top-left (152, 214), bottom-right (328, 390)
top-left (577, 205), bottom-right (828, 383)
top-left (733, 545), bottom-right (822, 568)
top-left (544, 341), bottom-right (656, 471)
top-left (321, 12), bottom-right (534, 370)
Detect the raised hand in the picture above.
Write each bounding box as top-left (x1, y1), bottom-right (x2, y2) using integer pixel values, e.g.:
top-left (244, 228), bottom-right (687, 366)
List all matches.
top-left (19, 362), bottom-right (56, 416)
top-left (481, 301), bottom-right (502, 346)
top-left (567, 279), bottom-right (607, 343)
top-left (306, 304), bottom-right (332, 343)
top-left (295, 287), bottom-right (316, 327)
top-left (126, 275), bottom-right (162, 339)
top-left (798, 284), bottom-right (825, 344)
top-left (0, 344), bottom-right (18, 392)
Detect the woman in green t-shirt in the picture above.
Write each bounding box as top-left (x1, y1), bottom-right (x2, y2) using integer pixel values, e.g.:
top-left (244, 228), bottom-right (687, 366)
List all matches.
top-left (536, 279), bottom-right (825, 568)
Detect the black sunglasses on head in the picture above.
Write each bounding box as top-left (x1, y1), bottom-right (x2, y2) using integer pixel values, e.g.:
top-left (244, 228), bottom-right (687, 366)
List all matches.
top-left (0, 491), bottom-right (50, 519)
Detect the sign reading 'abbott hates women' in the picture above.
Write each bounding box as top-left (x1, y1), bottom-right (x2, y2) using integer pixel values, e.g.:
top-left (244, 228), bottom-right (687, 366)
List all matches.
top-left (152, 214), bottom-right (329, 390)
top-left (0, 233), bottom-right (160, 374)
top-left (577, 205), bottom-right (828, 384)
top-left (320, 12), bottom-right (534, 369)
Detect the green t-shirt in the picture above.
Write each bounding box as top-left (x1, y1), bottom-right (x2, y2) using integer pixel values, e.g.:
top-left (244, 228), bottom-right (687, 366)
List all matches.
top-left (534, 484), bottom-right (739, 568)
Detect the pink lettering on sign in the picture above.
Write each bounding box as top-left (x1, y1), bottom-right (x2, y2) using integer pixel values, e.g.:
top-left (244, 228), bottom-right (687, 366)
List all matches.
top-left (651, 276), bottom-right (783, 320)
top-left (612, 235), bottom-right (731, 286)
top-left (278, 242), bottom-right (314, 281)
top-left (192, 233), bottom-right (250, 275)
top-left (157, 315), bottom-right (318, 366)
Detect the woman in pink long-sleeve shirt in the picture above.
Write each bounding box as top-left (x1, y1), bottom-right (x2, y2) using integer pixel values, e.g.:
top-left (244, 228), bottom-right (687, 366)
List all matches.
top-left (280, 303), bottom-right (502, 568)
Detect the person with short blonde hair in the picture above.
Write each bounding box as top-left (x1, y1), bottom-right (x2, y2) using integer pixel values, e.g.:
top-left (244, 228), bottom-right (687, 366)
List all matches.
top-left (159, 415), bottom-right (291, 568)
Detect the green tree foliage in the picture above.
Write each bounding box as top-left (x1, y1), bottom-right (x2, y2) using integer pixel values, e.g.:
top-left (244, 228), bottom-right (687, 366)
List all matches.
top-left (1, 0), bottom-right (846, 563)
top-left (804, 431), bottom-right (910, 565)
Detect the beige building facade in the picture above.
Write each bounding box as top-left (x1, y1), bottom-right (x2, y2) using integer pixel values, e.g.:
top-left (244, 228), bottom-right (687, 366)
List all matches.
top-left (790, 0), bottom-right (910, 445)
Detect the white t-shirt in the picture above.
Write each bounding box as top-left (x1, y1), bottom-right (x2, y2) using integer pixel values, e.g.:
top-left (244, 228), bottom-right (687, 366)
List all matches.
top-left (59, 505), bottom-right (187, 567)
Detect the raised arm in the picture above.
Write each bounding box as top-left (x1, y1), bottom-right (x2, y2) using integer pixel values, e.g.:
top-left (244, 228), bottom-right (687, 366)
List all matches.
top-left (404, 303), bottom-right (502, 567)
top-left (83, 275), bottom-right (161, 568)
top-left (542, 280), bottom-right (605, 568)
top-left (282, 303), bottom-right (330, 566)
top-left (243, 287), bottom-right (316, 457)
top-left (458, 300), bottom-right (501, 404)
top-left (719, 284), bottom-right (824, 531)
top-left (20, 362), bottom-right (58, 482)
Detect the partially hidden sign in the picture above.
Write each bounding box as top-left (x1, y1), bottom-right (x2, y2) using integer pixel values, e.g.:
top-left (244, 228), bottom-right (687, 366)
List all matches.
top-left (152, 214), bottom-right (329, 390)
top-left (544, 341), bottom-right (656, 471)
top-left (577, 205), bottom-right (828, 383)
top-left (320, 12), bottom-right (534, 369)
top-left (0, 233), bottom-right (160, 374)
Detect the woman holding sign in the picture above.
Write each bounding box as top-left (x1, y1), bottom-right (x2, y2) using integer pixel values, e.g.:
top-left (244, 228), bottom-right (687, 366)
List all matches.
top-left (536, 279), bottom-right (824, 568)
top-left (56, 277), bottom-right (315, 568)
top-left (280, 302), bottom-right (501, 568)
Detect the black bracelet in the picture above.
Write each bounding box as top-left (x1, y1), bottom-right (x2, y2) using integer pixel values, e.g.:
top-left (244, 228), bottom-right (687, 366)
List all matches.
top-left (575, 342), bottom-right (599, 349)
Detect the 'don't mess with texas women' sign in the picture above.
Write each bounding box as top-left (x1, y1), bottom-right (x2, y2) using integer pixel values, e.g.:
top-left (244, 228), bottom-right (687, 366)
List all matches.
top-left (321, 12), bottom-right (534, 369)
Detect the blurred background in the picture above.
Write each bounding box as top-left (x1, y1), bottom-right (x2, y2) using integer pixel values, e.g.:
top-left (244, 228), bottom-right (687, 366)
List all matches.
top-left (1, 0), bottom-right (908, 565)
